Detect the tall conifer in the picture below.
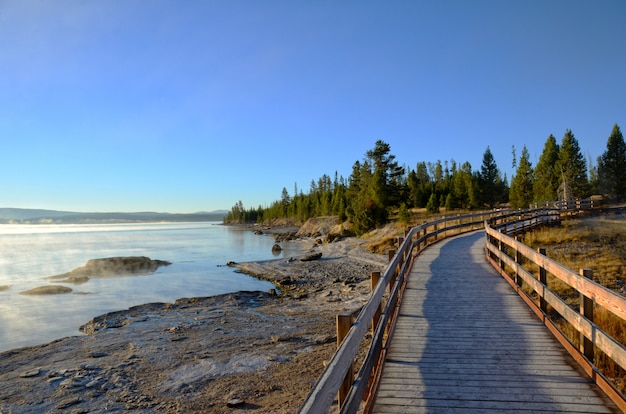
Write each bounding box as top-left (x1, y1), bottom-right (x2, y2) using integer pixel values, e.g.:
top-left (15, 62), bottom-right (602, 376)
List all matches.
top-left (599, 124), bottom-right (626, 200)
top-left (557, 130), bottom-right (589, 199)
top-left (509, 146), bottom-right (534, 208)
top-left (533, 135), bottom-right (560, 202)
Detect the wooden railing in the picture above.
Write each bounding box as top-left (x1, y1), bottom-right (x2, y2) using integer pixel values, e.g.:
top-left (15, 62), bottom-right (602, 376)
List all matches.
top-left (531, 198), bottom-right (598, 211)
top-left (485, 215), bottom-right (626, 412)
top-left (298, 200), bottom-right (606, 414)
top-left (298, 211), bottom-right (500, 414)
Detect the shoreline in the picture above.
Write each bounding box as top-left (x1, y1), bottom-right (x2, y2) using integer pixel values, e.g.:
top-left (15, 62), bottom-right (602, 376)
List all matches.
top-left (0, 230), bottom-right (387, 413)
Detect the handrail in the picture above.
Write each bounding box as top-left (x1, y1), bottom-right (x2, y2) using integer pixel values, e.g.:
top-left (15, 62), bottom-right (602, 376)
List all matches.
top-left (298, 199), bottom-right (600, 414)
top-left (484, 211), bottom-right (626, 411)
top-left (298, 210), bottom-right (501, 413)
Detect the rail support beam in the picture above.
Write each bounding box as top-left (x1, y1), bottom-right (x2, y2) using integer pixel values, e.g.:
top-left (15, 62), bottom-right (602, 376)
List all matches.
top-left (337, 312), bottom-right (354, 410)
top-left (580, 268), bottom-right (595, 363)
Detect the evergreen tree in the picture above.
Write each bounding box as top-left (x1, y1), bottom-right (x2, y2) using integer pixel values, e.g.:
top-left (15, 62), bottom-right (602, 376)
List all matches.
top-left (444, 193), bottom-right (456, 211)
top-left (509, 146), bottom-right (534, 208)
top-left (345, 141), bottom-right (406, 234)
top-left (346, 160), bottom-right (373, 235)
top-left (397, 203), bottom-right (411, 223)
top-left (280, 187), bottom-right (291, 215)
top-left (557, 130), bottom-right (589, 199)
top-left (426, 192), bottom-right (439, 214)
top-left (599, 124), bottom-right (626, 200)
top-left (412, 162), bottom-right (432, 207)
top-left (479, 147), bottom-right (507, 208)
top-left (533, 134), bottom-right (560, 202)
top-left (365, 140), bottom-right (405, 209)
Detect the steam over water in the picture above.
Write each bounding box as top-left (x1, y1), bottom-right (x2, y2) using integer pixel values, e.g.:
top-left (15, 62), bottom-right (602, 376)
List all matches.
top-left (0, 222), bottom-right (296, 352)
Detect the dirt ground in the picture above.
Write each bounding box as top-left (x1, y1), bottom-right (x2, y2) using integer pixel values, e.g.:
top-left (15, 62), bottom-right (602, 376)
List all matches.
top-left (0, 228), bottom-right (387, 413)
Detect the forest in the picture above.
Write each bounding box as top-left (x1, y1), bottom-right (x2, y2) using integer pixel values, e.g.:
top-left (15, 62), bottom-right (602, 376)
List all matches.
top-left (224, 124), bottom-right (626, 235)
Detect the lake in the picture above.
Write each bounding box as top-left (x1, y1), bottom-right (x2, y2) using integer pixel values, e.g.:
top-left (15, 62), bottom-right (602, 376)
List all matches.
top-left (0, 222), bottom-right (301, 352)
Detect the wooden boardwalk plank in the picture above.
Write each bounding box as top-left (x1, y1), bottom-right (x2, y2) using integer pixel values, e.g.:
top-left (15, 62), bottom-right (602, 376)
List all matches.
top-left (371, 231), bottom-right (620, 414)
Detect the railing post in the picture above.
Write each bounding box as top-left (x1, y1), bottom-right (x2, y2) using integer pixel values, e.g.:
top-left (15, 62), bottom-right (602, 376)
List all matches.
top-left (498, 230), bottom-right (505, 271)
top-left (371, 271), bottom-right (381, 332)
top-left (538, 248), bottom-right (548, 313)
top-left (398, 237), bottom-right (405, 264)
top-left (580, 268), bottom-right (594, 363)
top-left (388, 249), bottom-right (397, 291)
top-left (337, 312), bottom-right (354, 410)
top-left (515, 236), bottom-right (523, 288)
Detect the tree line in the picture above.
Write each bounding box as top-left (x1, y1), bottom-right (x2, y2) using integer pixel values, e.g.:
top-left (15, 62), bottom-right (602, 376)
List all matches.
top-left (225, 124), bottom-right (625, 235)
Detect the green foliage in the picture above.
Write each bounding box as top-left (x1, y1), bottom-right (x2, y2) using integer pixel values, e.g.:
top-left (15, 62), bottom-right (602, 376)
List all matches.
top-left (509, 146), bottom-right (534, 208)
top-left (599, 124), bottom-right (626, 201)
top-left (533, 134), bottom-right (560, 202)
top-left (426, 192), bottom-right (440, 214)
top-left (479, 147), bottom-right (508, 208)
top-left (398, 203), bottom-right (411, 223)
top-left (345, 141), bottom-right (401, 234)
top-left (557, 130), bottom-right (589, 199)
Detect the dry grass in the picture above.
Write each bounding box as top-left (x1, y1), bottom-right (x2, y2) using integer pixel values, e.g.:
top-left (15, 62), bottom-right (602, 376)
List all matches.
top-left (523, 217), bottom-right (626, 295)
top-left (521, 216), bottom-right (626, 390)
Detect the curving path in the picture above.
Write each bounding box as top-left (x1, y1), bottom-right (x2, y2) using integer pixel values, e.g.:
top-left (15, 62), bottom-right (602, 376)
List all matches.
top-left (371, 231), bottom-right (620, 413)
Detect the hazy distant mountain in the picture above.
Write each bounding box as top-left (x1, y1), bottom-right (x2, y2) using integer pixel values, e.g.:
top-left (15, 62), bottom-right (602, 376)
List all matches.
top-left (0, 208), bottom-right (228, 224)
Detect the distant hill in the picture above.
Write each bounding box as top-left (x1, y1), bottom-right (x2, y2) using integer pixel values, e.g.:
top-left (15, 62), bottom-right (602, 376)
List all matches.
top-left (0, 208), bottom-right (228, 224)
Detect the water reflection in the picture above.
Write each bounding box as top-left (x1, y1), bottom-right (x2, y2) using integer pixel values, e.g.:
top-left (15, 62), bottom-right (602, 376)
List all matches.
top-left (0, 222), bottom-right (288, 352)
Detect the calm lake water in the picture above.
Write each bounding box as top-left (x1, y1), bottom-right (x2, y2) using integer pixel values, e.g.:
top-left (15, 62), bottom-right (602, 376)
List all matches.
top-left (0, 222), bottom-right (301, 352)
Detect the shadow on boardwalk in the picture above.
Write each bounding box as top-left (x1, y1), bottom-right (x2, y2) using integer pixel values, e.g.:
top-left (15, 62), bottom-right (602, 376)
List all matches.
top-left (372, 231), bottom-right (619, 413)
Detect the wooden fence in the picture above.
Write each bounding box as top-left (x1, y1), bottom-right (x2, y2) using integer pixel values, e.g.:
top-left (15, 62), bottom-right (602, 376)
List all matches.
top-left (298, 200), bottom-right (615, 414)
top-left (299, 210), bottom-right (504, 414)
top-left (485, 213), bottom-right (626, 412)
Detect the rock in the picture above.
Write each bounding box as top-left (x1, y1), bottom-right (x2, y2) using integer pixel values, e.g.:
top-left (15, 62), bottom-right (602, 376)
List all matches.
top-left (0, 285), bottom-right (9, 291)
top-left (226, 398), bottom-right (245, 408)
top-left (278, 276), bottom-right (293, 286)
top-left (20, 368), bottom-right (41, 378)
top-left (271, 243), bottom-right (282, 252)
top-left (88, 351), bottom-right (108, 358)
top-left (300, 252), bottom-right (322, 262)
top-left (45, 256), bottom-right (171, 283)
top-left (20, 285), bottom-right (73, 295)
top-left (56, 397), bottom-right (81, 409)
top-left (60, 377), bottom-right (86, 391)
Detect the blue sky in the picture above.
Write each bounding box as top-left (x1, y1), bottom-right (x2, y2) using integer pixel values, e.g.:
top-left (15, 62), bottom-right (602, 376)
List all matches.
top-left (1, 1), bottom-right (624, 213)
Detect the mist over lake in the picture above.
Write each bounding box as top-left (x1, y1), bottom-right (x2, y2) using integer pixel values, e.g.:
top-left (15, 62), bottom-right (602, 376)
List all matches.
top-left (0, 222), bottom-right (300, 352)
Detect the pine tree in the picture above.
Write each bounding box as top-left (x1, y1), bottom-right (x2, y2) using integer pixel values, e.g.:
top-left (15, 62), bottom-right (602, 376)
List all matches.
top-left (479, 147), bottom-right (507, 208)
top-left (557, 130), bottom-right (589, 199)
top-left (365, 140), bottom-right (405, 209)
top-left (426, 192), bottom-right (439, 213)
top-left (509, 146), bottom-right (534, 208)
top-left (533, 134), bottom-right (560, 202)
top-left (599, 124), bottom-right (626, 201)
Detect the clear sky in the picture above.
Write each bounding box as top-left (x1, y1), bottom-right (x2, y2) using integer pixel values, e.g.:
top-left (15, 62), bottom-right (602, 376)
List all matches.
top-left (1, 1), bottom-right (625, 213)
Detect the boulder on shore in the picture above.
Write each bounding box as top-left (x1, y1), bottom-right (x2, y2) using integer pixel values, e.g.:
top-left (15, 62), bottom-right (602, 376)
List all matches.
top-left (300, 252), bottom-right (322, 262)
top-left (45, 256), bottom-right (171, 284)
top-left (20, 285), bottom-right (73, 295)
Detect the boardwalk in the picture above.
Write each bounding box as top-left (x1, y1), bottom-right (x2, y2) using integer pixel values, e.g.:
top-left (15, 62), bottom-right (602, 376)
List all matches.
top-left (371, 231), bottom-right (620, 414)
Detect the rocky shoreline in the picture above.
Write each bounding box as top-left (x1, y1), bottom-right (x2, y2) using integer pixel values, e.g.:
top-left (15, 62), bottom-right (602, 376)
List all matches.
top-left (0, 223), bottom-right (388, 413)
